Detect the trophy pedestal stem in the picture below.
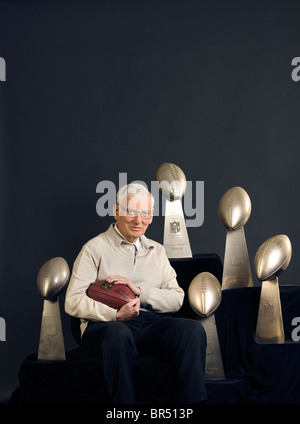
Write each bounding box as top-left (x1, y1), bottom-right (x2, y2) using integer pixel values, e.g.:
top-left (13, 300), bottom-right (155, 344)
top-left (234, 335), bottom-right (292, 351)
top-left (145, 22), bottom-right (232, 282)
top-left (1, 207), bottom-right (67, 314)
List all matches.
top-left (37, 298), bottom-right (66, 361)
top-left (255, 277), bottom-right (285, 344)
top-left (163, 198), bottom-right (192, 259)
top-left (198, 314), bottom-right (225, 380)
top-left (222, 226), bottom-right (253, 290)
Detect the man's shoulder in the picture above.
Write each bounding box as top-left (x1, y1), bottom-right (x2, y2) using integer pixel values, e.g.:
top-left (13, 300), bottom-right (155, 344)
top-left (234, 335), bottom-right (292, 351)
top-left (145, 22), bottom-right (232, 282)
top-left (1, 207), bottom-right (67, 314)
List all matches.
top-left (82, 226), bottom-right (112, 250)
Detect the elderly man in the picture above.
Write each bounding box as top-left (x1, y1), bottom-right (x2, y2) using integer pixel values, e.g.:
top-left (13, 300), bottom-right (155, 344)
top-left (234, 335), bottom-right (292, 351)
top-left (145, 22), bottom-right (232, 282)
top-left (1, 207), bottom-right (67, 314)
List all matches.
top-left (65, 183), bottom-right (207, 404)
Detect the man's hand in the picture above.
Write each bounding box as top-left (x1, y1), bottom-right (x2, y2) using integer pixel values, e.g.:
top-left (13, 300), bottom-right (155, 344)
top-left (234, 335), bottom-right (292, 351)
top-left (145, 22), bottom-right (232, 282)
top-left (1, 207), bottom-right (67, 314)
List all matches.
top-left (106, 275), bottom-right (141, 297)
top-left (116, 298), bottom-right (140, 321)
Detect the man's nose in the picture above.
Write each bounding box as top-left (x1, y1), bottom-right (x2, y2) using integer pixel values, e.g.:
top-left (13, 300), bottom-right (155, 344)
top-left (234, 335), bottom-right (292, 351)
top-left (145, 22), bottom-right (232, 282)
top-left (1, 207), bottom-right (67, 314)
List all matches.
top-left (133, 213), bottom-right (142, 223)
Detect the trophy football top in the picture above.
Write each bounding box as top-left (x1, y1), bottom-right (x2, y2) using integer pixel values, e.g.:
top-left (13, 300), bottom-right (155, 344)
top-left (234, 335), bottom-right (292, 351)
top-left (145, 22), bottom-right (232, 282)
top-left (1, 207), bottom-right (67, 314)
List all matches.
top-left (37, 257), bottom-right (70, 300)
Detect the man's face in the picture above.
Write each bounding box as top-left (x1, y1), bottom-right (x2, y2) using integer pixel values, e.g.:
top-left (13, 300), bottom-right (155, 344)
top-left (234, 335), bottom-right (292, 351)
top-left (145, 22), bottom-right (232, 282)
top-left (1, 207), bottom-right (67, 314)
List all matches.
top-left (114, 194), bottom-right (153, 243)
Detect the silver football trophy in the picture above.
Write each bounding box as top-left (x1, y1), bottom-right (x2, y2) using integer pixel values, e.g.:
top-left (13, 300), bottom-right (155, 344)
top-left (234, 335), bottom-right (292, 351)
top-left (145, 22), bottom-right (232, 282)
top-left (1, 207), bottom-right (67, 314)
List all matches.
top-left (254, 235), bottom-right (292, 344)
top-left (156, 162), bottom-right (192, 258)
top-left (37, 257), bottom-right (70, 360)
top-left (219, 186), bottom-right (253, 289)
top-left (188, 272), bottom-right (225, 380)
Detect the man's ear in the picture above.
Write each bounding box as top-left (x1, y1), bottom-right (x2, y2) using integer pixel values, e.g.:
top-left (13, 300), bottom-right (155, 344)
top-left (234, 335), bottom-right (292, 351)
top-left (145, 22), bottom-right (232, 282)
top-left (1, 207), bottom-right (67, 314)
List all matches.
top-left (113, 203), bottom-right (118, 219)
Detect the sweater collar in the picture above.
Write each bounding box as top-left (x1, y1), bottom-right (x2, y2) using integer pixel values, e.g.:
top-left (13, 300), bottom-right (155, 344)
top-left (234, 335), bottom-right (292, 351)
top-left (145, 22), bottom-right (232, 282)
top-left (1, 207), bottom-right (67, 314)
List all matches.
top-left (114, 224), bottom-right (140, 250)
top-left (106, 224), bottom-right (154, 252)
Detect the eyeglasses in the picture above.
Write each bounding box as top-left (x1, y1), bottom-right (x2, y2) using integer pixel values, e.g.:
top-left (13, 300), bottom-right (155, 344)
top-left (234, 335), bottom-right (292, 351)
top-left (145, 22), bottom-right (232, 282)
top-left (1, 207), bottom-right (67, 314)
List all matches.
top-left (117, 203), bottom-right (153, 220)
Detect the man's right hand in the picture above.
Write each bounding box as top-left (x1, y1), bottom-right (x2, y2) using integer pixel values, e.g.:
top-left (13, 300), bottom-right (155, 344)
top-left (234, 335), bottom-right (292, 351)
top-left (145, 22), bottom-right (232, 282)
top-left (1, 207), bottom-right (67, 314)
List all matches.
top-left (116, 297), bottom-right (140, 321)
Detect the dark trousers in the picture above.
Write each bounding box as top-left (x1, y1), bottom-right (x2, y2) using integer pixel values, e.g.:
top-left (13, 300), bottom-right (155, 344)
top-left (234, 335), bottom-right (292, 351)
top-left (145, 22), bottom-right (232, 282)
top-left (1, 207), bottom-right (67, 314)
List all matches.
top-left (82, 311), bottom-right (207, 404)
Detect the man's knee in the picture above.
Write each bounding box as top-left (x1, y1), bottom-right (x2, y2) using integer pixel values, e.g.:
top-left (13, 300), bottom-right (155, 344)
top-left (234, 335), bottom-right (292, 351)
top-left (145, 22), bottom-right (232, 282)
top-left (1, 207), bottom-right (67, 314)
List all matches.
top-left (174, 317), bottom-right (206, 338)
top-left (173, 318), bottom-right (207, 350)
top-left (187, 319), bottom-right (206, 339)
top-left (101, 322), bottom-right (135, 350)
top-left (107, 322), bottom-right (135, 347)
top-left (83, 321), bottom-right (136, 353)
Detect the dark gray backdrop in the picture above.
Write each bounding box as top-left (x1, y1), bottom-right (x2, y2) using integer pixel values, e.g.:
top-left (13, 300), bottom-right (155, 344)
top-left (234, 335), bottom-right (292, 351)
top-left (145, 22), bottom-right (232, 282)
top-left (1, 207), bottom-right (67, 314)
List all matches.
top-left (1, 0), bottom-right (300, 401)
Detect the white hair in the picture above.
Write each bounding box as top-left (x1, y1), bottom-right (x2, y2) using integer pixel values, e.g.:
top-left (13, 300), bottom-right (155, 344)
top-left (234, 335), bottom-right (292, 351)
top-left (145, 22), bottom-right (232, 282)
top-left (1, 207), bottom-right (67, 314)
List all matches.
top-left (117, 183), bottom-right (154, 209)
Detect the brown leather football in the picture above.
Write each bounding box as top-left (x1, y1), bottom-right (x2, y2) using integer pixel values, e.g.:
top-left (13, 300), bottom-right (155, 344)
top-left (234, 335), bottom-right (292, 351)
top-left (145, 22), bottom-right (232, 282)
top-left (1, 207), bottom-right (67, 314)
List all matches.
top-left (86, 279), bottom-right (135, 310)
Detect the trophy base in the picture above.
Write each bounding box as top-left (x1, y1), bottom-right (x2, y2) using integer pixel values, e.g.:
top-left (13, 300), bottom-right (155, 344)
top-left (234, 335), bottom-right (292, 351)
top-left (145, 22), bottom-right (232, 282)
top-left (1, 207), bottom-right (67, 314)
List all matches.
top-left (255, 277), bottom-right (285, 344)
top-left (163, 198), bottom-right (192, 259)
top-left (37, 298), bottom-right (66, 361)
top-left (222, 226), bottom-right (253, 290)
top-left (198, 314), bottom-right (225, 380)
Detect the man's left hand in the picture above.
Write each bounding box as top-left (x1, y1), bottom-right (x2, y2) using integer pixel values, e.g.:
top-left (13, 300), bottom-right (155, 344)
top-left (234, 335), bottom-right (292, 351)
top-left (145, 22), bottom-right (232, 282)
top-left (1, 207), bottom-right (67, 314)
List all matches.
top-left (106, 275), bottom-right (141, 297)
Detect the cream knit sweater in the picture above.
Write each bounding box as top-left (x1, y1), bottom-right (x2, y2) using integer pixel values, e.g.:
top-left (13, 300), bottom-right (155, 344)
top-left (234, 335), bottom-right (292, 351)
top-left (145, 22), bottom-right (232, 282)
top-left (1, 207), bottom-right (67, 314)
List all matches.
top-left (65, 224), bottom-right (185, 336)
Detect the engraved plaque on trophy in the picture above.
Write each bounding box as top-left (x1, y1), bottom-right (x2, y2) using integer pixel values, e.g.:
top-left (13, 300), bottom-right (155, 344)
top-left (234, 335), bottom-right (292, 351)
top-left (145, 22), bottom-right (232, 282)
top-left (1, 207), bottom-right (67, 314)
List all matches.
top-left (37, 257), bottom-right (70, 360)
top-left (188, 272), bottom-right (225, 380)
top-left (156, 163), bottom-right (192, 258)
top-left (219, 186), bottom-right (253, 290)
top-left (254, 235), bottom-right (292, 344)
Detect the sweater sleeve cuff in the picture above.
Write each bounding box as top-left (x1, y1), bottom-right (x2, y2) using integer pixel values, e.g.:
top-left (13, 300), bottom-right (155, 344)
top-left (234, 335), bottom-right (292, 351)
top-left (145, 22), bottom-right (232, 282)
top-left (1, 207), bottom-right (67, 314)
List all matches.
top-left (139, 286), bottom-right (150, 307)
